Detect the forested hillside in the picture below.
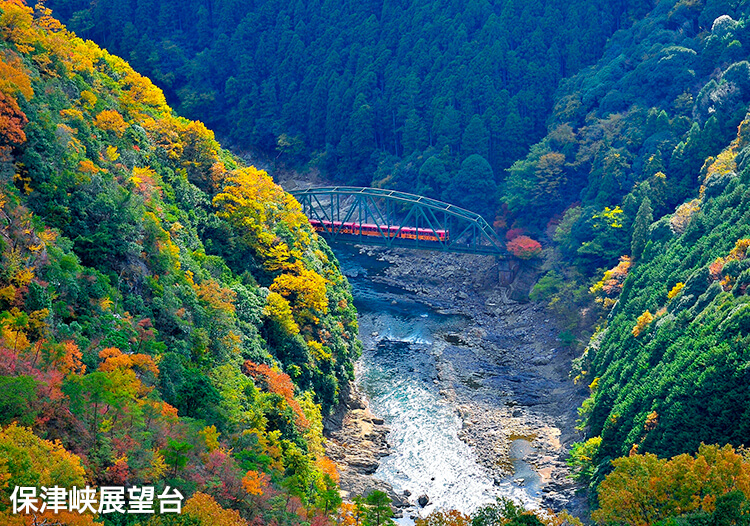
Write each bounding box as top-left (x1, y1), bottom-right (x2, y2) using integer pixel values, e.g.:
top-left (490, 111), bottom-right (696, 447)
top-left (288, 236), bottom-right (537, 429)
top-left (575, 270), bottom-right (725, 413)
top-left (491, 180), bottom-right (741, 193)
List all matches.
top-left (6, 0), bottom-right (750, 524)
top-left (45, 0), bottom-right (652, 217)
top-left (0, 1), bottom-right (360, 522)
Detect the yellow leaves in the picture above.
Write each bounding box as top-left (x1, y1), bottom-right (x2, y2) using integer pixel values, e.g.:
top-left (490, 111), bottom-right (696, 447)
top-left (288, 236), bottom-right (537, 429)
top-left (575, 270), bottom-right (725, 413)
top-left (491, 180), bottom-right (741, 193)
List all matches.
top-left (213, 165), bottom-right (312, 254)
top-left (729, 238), bottom-right (750, 260)
top-left (104, 145), bottom-right (120, 162)
top-left (594, 444), bottom-right (750, 526)
top-left (592, 206), bottom-right (624, 228)
top-left (0, 423), bottom-right (87, 489)
top-left (118, 68), bottom-right (169, 118)
top-left (308, 340), bottom-right (331, 363)
top-left (0, 3), bottom-right (35, 55)
top-left (142, 115), bottom-right (183, 160)
top-left (98, 296), bottom-right (114, 311)
top-left (269, 268), bottom-right (329, 325)
top-left (184, 492), bottom-right (248, 526)
top-left (79, 89), bottom-right (97, 109)
top-left (199, 425), bottom-right (221, 452)
top-left (670, 198), bottom-right (700, 234)
top-left (702, 149), bottom-right (736, 188)
top-left (263, 291), bottom-right (300, 335)
top-left (265, 243), bottom-right (292, 272)
top-left (59, 107), bottom-right (84, 122)
top-left (0, 284), bottom-right (15, 304)
top-left (12, 266), bottom-right (33, 286)
top-left (242, 470), bottom-right (270, 496)
top-left (667, 282), bottom-right (685, 300)
top-left (632, 310), bottom-right (654, 337)
top-left (140, 449), bottom-right (167, 483)
top-left (93, 109), bottom-right (128, 136)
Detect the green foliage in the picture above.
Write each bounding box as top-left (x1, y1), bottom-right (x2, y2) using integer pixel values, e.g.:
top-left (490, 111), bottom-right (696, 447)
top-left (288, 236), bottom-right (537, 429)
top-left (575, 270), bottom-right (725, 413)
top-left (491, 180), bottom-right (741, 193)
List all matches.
top-left (567, 436), bottom-right (602, 482)
top-left (574, 119), bottom-right (750, 475)
top-left (363, 490), bottom-right (394, 526)
top-left (0, 4), bottom-right (357, 523)
top-left (631, 197), bottom-right (653, 261)
top-left (472, 498), bottom-right (545, 526)
top-left (46, 0), bottom-right (638, 218)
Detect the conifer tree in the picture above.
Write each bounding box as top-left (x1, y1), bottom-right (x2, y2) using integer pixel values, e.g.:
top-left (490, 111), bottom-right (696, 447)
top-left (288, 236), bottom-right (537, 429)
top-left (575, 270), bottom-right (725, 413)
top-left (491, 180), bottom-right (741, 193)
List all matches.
top-left (631, 196), bottom-right (653, 261)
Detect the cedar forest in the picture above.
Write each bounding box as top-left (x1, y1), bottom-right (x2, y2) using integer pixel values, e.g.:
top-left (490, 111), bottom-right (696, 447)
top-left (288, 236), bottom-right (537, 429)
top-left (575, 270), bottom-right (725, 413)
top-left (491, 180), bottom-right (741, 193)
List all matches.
top-left (2, 0), bottom-right (750, 525)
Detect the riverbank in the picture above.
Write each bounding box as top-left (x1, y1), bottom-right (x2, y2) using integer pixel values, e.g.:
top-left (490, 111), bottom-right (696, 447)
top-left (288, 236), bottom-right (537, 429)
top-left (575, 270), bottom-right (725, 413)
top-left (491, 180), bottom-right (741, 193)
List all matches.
top-left (325, 246), bottom-right (589, 518)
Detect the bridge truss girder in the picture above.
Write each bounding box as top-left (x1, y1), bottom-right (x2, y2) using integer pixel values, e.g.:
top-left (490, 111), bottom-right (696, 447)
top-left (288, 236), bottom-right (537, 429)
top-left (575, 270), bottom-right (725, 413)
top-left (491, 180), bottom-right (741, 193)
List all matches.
top-left (290, 186), bottom-right (507, 256)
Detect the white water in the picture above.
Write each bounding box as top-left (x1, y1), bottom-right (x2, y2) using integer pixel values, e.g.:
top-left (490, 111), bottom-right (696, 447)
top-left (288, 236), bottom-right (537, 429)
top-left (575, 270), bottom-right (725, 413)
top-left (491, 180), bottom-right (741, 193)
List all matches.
top-left (356, 308), bottom-right (540, 519)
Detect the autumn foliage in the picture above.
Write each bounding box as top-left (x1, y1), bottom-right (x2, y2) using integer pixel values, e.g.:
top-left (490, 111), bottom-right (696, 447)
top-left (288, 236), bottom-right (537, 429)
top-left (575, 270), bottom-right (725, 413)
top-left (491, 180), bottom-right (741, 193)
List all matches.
top-left (506, 235), bottom-right (542, 259)
top-left (594, 444), bottom-right (750, 525)
top-left (0, 3), bottom-right (358, 525)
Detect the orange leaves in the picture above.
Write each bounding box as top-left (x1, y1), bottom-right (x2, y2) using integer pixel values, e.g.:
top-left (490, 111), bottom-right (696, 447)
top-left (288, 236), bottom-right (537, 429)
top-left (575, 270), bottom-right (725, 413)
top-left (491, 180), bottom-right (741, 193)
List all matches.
top-left (707, 238), bottom-right (750, 291)
top-left (55, 341), bottom-right (85, 375)
top-left (93, 109), bottom-right (128, 137)
top-left (184, 492), bottom-right (248, 526)
top-left (242, 469), bottom-right (270, 496)
top-left (632, 310), bottom-right (654, 337)
top-left (416, 510), bottom-right (472, 526)
top-left (590, 256), bottom-right (632, 309)
top-left (195, 278), bottom-right (237, 316)
top-left (98, 347), bottom-right (159, 376)
top-left (316, 456), bottom-right (339, 484)
top-left (0, 50), bottom-right (32, 100)
top-left (506, 235), bottom-right (542, 259)
top-left (643, 411), bottom-right (658, 432)
top-left (0, 51), bottom-right (31, 157)
top-left (244, 361), bottom-right (309, 429)
top-left (593, 444), bottom-right (750, 526)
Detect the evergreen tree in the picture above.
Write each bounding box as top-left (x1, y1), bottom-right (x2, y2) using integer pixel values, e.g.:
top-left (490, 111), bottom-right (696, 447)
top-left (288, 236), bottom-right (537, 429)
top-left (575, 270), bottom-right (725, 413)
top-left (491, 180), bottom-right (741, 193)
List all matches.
top-left (631, 196), bottom-right (653, 262)
top-left (461, 114), bottom-right (490, 159)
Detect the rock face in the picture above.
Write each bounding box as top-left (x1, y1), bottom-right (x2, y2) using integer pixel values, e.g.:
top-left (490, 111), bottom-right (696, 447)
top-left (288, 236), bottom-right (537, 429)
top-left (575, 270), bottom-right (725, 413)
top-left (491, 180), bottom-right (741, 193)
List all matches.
top-left (354, 247), bottom-right (590, 518)
top-left (323, 382), bottom-right (410, 511)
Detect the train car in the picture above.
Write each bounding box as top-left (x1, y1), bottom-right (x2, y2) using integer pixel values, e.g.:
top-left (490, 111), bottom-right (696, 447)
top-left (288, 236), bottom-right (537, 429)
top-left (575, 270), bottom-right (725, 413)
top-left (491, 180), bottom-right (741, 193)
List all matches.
top-left (308, 219), bottom-right (448, 242)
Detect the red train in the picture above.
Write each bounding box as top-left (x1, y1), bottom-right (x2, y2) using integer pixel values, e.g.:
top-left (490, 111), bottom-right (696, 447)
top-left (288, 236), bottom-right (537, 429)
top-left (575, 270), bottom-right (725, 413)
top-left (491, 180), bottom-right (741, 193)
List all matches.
top-left (309, 219), bottom-right (448, 242)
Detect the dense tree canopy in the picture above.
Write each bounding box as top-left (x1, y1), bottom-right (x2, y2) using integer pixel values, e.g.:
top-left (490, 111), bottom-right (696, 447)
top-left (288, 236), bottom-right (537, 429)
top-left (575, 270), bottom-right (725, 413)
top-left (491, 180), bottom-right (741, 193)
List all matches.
top-left (46, 0), bottom-right (646, 218)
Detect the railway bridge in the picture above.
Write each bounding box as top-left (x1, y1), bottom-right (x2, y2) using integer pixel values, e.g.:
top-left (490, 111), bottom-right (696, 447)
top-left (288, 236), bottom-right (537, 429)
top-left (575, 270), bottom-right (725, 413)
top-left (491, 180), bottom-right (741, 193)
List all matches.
top-left (290, 186), bottom-right (508, 257)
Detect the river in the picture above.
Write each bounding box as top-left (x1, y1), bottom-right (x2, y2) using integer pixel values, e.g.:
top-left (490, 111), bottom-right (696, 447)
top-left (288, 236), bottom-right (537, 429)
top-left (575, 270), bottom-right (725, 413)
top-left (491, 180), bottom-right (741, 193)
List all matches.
top-left (335, 245), bottom-right (545, 519)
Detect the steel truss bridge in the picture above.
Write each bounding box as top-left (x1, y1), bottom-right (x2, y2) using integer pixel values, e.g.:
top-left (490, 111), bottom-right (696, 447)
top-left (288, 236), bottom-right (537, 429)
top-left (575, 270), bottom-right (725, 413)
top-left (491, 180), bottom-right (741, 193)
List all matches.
top-left (290, 186), bottom-right (507, 256)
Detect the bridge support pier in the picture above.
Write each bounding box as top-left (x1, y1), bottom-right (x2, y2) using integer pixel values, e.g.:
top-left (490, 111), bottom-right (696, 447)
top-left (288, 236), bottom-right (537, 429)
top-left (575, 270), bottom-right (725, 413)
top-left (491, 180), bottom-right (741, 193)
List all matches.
top-left (497, 258), bottom-right (519, 286)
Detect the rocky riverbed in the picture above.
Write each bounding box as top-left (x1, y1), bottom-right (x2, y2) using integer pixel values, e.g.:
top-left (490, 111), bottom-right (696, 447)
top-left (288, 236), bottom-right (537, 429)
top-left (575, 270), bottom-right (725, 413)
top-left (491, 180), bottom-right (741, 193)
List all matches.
top-left (324, 246), bottom-right (589, 519)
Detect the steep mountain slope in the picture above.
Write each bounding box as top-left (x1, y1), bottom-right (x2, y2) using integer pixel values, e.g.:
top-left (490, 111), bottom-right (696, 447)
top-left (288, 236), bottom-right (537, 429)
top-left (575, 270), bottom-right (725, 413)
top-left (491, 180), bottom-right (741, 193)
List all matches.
top-left (46, 0), bottom-right (650, 218)
top-left (578, 111), bottom-right (750, 482)
top-left (0, 1), bottom-right (357, 522)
